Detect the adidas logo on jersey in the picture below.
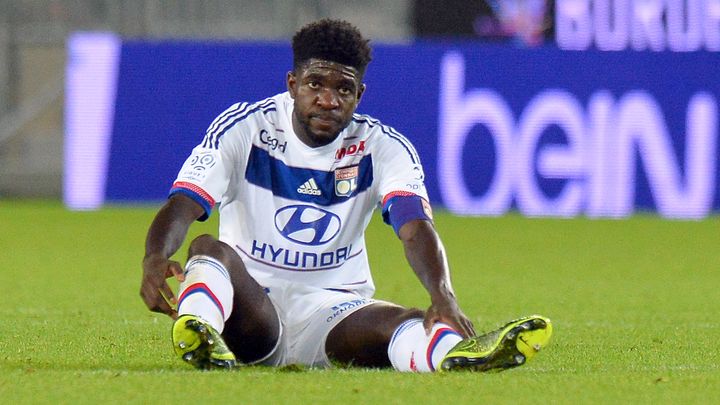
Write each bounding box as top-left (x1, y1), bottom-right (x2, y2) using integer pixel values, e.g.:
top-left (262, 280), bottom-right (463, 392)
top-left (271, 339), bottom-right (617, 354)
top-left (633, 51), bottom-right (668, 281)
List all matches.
top-left (297, 178), bottom-right (322, 196)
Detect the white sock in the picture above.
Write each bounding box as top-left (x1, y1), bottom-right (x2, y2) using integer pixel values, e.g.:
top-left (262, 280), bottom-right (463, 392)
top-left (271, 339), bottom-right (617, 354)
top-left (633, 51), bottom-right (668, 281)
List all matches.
top-left (387, 319), bottom-right (463, 372)
top-left (177, 255), bottom-right (234, 333)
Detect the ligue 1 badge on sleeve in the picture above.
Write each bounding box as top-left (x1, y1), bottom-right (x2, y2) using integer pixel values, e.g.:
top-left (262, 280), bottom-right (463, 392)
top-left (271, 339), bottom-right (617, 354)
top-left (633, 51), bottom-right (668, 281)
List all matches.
top-left (334, 166), bottom-right (359, 197)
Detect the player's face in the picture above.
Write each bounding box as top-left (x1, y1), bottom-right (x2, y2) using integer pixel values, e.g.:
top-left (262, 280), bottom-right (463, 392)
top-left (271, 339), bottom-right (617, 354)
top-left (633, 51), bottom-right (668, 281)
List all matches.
top-left (287, 59), bottom-right (365, 147)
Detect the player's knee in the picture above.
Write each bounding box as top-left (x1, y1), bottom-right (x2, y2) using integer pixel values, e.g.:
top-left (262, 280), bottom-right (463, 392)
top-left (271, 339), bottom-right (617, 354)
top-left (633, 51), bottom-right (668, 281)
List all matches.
top-left (187, 234), bottom-right (222, 257)
top-left (188, 233), bottom-right (215, 250)
top-left (395, 307), bottom-right (424, 323)
top-left (375, 306), bottom-right (426, 340)
top-left (187, 234), bottom-right (240, 265)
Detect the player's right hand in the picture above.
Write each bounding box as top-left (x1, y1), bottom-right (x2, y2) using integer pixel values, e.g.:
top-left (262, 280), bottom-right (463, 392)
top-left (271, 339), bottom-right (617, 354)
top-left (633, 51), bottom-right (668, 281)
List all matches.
top-left (140, 254), bottom-right (186, 319)
top-left (423, 296), bottom-right (476, 338)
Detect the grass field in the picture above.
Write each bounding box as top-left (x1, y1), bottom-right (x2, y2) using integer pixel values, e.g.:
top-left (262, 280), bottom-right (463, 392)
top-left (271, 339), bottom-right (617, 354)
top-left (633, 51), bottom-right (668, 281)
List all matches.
top-left (1, 200), bottom-right (719, 404)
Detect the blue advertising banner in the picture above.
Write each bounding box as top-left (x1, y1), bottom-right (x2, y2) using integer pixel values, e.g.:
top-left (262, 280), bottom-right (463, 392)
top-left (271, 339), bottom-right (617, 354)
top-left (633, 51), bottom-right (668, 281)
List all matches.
top-left (65, 36), bottom-right (720, 218)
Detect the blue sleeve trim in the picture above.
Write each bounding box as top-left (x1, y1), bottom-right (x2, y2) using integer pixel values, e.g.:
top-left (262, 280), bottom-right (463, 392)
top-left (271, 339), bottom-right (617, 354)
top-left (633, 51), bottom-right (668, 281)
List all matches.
top-left (382, 195), bottom-right (432, 236)
top-left (169, 188), bottom-right (211, 221)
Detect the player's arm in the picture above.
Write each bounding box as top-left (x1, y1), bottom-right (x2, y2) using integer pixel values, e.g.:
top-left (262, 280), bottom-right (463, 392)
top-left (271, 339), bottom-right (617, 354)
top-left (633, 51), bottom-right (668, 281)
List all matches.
top-left (375, 130), bottom-right (474, 336)
top-left (398, 218), bottom-right (476, 338)
top-left (141, 101), bottom-right (241, 317)
top-left (140, 193), bottom-right (205, 318)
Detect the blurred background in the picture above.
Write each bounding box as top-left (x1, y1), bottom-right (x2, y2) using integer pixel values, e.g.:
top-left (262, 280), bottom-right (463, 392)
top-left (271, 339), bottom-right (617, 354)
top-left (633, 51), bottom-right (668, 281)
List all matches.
top-left (2, 0), bottom-right (718, 220)
top-left (0, 0), bottom-right (554, 198)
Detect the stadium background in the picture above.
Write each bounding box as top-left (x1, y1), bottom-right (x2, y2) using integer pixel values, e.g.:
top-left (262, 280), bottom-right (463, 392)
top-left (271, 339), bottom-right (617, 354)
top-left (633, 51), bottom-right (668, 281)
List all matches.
top-left (4, 0), bottom-right (720, 220)
top-left (1, 0), bottom-right (554, 200)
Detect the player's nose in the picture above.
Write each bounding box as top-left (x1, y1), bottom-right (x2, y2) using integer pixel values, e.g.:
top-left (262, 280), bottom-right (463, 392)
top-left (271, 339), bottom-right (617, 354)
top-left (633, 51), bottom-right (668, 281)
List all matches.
top-left (316, 88), bottom-right (340, 109)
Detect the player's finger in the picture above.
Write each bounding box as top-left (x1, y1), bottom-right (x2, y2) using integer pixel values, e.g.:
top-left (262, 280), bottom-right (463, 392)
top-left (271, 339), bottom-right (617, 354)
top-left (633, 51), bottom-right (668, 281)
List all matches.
top-left (153, 300), bottom-right (175, 317)
top-left (158, 281), bottom-right (178, 306)
top-left (464, 318), bottom-right (476, 337)
top-left (423, 310), bottom-right (439, 335)
top-left (443, 318), bottom-right (466, 337)
top-left (457, 318), bottom-right (475, 338)
top-left (432, 312), bottom-right (473, 338)
top-left (168, 261), bottom-right (186, 282)
top-left (140, 287), bottom-right (174, 316)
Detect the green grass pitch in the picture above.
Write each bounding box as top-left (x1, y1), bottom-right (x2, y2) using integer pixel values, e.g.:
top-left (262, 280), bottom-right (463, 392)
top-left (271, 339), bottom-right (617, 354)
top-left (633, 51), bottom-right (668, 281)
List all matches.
top-left (1, 200), bottom-right (719, 403)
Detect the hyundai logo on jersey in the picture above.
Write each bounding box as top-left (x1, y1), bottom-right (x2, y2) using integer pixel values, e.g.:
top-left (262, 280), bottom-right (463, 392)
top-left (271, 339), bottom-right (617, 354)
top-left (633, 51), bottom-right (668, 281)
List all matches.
top-left (274, 205), bottom-right (341, 246)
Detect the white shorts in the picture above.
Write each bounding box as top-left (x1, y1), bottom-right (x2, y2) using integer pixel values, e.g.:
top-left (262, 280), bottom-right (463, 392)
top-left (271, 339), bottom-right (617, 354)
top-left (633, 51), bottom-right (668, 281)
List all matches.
top-left (256, 279), bottom-right (382, 368)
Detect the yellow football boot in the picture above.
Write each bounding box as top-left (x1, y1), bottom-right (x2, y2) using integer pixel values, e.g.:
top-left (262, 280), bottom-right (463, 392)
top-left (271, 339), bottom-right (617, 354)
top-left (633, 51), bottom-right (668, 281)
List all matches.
top-left (441, 315), bottom-right (552, 372)
top-left (172, 315), bottom-right (237, 370)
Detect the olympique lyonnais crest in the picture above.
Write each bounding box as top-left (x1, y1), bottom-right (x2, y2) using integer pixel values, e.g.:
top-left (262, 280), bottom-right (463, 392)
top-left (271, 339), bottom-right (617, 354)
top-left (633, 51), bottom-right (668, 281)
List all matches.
top-left (334, 166), bottom-right (359, 197)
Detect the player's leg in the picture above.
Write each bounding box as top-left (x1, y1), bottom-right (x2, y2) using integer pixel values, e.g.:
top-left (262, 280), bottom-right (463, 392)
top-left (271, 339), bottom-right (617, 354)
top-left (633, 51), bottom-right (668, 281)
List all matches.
top-left (173, 234), bottom-right (280, 368)
top-left (325, 302), bottom-right (423, 368)
top-left (326, 304), bottom-right (553, 372)
top-left (325, 303), bottom-right (463, 371)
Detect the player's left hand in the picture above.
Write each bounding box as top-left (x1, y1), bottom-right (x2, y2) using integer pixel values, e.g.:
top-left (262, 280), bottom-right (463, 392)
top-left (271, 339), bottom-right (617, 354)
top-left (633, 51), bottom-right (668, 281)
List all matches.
top-left (423, 297), bottom-right (476, 338)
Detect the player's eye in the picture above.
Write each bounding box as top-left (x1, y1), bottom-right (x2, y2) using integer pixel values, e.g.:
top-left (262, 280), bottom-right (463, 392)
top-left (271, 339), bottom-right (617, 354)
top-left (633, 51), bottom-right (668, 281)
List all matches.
top-left (338, 87), bottom-right (352, 96)
top-left (307, 81), bottom-right (321, 89)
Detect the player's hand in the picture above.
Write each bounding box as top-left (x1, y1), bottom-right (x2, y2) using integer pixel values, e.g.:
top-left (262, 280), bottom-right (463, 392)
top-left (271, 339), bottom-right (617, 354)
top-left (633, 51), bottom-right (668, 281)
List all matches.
top-left (140, 254), bottom-right (186, 319)
top-left (423, 297), bottom-right (476, 338)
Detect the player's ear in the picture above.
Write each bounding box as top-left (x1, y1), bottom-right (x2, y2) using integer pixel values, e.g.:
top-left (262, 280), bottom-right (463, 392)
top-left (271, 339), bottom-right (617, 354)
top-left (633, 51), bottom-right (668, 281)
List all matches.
top-left (356, 83), bottom-right (366, 102)
top-left (287, 71), bottom-right (297, 98)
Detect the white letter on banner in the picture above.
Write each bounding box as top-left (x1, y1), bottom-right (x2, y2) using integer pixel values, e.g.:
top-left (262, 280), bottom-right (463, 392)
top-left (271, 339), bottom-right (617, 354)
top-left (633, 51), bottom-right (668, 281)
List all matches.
top-left (667, 0), bottom-right (703, 51)
top-left (594, 0), bottom-right (630, 51)
top-left (556, 0), bottom-right (593, 50)
top-left (612, 91), bottom-right (717, 218)
top-left (704, 0), bottom-right (720, 50)
top-left (677, 93), bottom-right (717, 217)
top-left (438, 52), bottom-right (514, 215)
top-left (586, 91), bottom-right (621, 217)
top-left (631, 0), bottom-right (666, 51)
top-left (515, 90), bottom-right (586, 217)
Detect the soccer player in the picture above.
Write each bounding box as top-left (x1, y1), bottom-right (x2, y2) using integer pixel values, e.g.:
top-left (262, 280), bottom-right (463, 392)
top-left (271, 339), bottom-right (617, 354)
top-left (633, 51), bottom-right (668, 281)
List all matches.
top-left (139, 19), bottom-right (551, 372)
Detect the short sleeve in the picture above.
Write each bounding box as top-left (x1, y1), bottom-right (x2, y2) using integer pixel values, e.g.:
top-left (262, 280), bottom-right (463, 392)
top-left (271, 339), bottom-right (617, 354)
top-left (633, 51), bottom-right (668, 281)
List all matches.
top-left (169, 104), bottom-right (247, 220)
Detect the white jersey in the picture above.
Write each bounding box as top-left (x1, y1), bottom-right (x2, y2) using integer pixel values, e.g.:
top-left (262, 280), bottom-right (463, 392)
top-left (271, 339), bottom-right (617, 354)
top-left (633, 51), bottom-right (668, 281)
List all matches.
top-left (171, 92), bottom-right (428, 298)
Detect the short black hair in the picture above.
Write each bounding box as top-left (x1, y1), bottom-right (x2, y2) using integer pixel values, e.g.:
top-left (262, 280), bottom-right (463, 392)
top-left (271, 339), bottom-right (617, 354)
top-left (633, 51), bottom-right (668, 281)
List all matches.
top-left (292, 19), bottom-right (372, 76)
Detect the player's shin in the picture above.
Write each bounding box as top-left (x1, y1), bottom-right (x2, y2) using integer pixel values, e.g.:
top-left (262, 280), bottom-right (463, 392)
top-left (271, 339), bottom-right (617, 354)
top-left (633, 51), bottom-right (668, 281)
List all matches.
top-left (387, 319), bottom-right (462, 372)
top-left (177, 255), bottom-right (234, 333)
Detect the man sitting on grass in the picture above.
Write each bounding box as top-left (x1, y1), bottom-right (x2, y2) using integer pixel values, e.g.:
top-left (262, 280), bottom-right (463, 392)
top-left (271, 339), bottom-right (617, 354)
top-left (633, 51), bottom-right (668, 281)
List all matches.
top-left (140, 18), bottom-right (552, 372)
